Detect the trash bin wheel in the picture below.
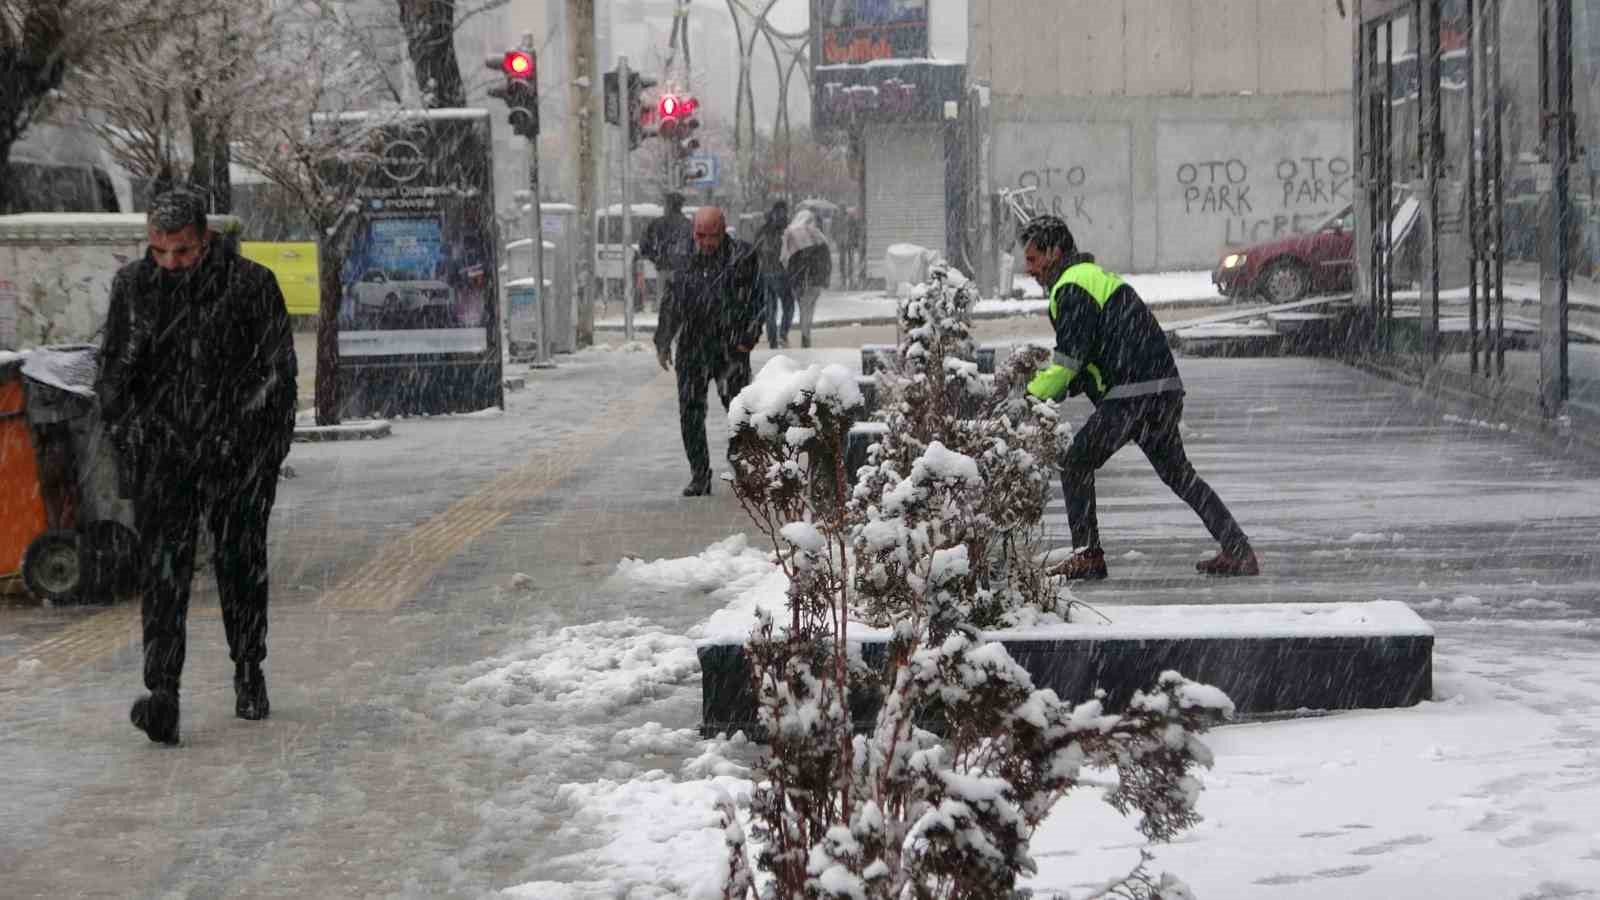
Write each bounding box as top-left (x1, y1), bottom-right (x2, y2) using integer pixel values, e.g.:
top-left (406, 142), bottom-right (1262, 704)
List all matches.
top-left (22, 529), bottom-right (84, 604)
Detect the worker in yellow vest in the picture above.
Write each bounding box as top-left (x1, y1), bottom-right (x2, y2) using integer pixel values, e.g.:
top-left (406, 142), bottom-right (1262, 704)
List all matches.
top-left (1021, 215), bottom-right (1259, 580)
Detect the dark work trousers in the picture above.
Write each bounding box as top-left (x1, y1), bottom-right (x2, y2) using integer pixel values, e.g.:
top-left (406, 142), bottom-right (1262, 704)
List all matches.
top-left (138, 465), bottom-right (280, 693)
top-left (676, 349), bottom-right (751, 482)
top-left (762, 273), bottom-right (794, 347)
top-left (1060, 393), bottom-right (1249, 556)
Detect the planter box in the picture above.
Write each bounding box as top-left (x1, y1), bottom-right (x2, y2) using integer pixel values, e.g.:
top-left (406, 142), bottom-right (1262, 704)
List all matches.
top-left (862, 344), bottom-right (997, 376)
top-left (697, 600), bottom-right (1433, 738)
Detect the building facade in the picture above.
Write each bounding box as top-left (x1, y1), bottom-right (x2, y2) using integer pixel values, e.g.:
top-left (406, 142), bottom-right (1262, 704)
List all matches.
top-left (1353, 0), bottom-right (1598, 418)
top-left (970, 0), bottom-right (1354, 274)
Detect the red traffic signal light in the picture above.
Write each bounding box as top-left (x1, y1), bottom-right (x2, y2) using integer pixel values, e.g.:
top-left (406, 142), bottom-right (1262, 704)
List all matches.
top-left (502, 50), bottom-right (535, 80)
top-left (658, 94), bottom-right (681, 120)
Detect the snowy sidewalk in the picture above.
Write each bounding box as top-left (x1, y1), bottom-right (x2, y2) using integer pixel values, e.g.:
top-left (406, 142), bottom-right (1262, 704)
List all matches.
top-left (595, 270), bottom-right (1225, 333)
top-left (464, 354), bottom-right (1600, 899)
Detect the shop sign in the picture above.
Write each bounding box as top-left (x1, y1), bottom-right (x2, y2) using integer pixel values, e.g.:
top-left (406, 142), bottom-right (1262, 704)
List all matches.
top-left (814, 0), bottom-right (929, 65)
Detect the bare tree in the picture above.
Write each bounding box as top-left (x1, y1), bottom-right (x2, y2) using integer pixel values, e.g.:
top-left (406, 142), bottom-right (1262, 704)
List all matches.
top-left (232, 0), bottom-right (398, 425)
top-left (0, 0), bottom-right (181, 211)
top-left (63, 0), bottom-right (274, 210)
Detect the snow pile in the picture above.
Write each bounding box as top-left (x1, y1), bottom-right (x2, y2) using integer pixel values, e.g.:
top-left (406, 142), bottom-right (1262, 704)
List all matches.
top-left (615, 534), bottom-right (775, 601)
top-left (726, 355), bottom-right (864, 439)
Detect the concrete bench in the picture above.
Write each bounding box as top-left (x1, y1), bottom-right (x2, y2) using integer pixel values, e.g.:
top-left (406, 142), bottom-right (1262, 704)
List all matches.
top-left (697, 600), bottom-right (1434, 738)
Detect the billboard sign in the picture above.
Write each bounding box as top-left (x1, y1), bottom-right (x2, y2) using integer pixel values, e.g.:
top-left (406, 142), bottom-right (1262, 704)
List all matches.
top-left (812, 60), bottom-right (964, 132)
top-left (814, 0), bottom-right (929, 65)
top-left (322, 109), bottom-right (503, 415)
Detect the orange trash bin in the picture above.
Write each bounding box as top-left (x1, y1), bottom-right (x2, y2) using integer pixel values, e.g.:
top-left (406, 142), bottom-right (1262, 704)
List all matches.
top-left (0, 360), bottom-right (50, 584)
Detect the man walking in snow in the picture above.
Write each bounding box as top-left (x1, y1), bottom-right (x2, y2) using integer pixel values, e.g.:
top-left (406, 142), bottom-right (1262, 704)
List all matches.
top-left (753, 200), bottom-right (794, 348)
top-left (1020, 214), bottom-right (1258, 580)
top-left (96, 186), bottom-right (297, 744)
top-left (639, 192), bottom-right (693, 313)
top-left (654, 206), bottom-right (762, 496)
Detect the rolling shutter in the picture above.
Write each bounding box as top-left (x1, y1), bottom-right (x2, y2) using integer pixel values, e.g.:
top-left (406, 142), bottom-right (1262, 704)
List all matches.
top-left (864, 123), bottom-right (945, 280)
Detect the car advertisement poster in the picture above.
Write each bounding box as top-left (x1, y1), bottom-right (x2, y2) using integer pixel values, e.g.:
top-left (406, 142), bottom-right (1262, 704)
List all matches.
top-left (335, 113), bottom-right (497, 360)
top-left (323, 109), bottom-right (502, 416)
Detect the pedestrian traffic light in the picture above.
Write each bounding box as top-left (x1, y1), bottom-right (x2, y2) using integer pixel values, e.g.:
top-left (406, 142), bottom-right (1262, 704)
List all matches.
top-left (655, 94), bottom-right (701, 160)
top-left (486, 48), bottom-right (539, 139)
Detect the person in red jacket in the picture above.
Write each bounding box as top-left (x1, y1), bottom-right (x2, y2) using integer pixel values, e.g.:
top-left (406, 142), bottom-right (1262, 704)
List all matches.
top-left (1021, 215), bottom-right (1258, 581)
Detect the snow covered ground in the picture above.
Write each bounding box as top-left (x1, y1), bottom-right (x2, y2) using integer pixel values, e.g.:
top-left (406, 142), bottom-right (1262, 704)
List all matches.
top-left (438, 535), bottom-right (1600, 899)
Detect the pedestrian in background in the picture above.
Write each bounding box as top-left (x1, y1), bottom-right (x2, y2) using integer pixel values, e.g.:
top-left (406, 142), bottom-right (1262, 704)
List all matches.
top-left (782, 209), bottom-right (832, 349)
top-left (639, 192), bottom-right (692, 314)
top-left (95, 187), bottom-right (297, 744)
top-left (1020, 214), bottom-right (1259, 582)
top-left (654, 206), bottom-right (762, 497)
top-left (753, 200), bottom-right (793, 348)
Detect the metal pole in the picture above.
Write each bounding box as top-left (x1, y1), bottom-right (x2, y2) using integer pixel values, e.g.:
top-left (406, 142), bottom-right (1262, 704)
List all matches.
top-left (525, 32), bottom-right (554, 369)
top-left (1467, 0), bottom-right (1479, 375)
top-left (566, 0), bottom-right (597, 347)
top-left (619, 55), bottom-right (635, 343)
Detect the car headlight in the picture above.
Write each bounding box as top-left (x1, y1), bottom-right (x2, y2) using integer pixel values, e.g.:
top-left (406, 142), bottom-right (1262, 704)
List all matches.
top-left (1222, 253), bottom-right (1247, 269)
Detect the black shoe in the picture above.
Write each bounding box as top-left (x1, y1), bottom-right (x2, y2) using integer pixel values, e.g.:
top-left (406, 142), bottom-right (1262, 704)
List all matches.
top-left (130, 690), bottom-right (180, 745)
top-left (234, 663), bottom-right (270, 721)
top-left (682, 477), bottom-right (713, 497)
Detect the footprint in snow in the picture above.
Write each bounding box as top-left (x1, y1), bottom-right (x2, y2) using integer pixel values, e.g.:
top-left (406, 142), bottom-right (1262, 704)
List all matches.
top-left (1350, 834), bottom-right (1433, 856)
top-left (1498, 820), bottom-right (1575, 849)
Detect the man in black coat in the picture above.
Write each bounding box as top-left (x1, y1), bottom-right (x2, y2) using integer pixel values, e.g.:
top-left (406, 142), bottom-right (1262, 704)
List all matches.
top-left (639, 191), bottom-right (693, 310)
top-left (753, 200), bottom-right (793, 348)
top-left (654, 206), bottom-right (762, 496)
top-left (95, 187), bottom-right (297, 744)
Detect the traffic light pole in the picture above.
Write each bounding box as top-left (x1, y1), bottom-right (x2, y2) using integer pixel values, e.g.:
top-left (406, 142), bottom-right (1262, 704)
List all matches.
top-left (619, 55), bottom-right (635, 343)
top-left (525, 32), bottom-right (554, 369)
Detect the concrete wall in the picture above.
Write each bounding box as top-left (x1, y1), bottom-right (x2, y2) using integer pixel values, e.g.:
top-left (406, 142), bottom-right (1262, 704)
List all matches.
top-left (971, 0), bottom-right (1351, 99)
top-left (973, 0), bottom-right (1355, 272)
top-left (991, 96), bottom-right (1352, 272)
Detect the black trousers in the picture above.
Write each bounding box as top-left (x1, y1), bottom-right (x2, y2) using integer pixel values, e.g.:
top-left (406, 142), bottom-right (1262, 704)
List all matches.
top-left (676, 350), bottom-right (751, 482)
top-left (138, 465), bottom-right (280, 693)
top-left (1060, 393), bottom-right (1249, 556)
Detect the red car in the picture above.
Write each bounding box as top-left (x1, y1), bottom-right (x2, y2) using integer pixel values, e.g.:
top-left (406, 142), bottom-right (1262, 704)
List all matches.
top-left (1213, 204), bottom-right (1359, 304)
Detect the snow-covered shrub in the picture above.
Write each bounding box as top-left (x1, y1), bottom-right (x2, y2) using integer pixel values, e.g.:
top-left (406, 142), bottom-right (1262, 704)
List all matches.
top-left (864, 264), bottom-right (1070, 628)
top-left (722, 357), bottom-right (1229, 899)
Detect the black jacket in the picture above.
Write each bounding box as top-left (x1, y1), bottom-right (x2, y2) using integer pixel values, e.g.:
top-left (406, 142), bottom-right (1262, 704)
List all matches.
top-left (1045, 253), bottom-right (1182, 405)
top-left (753, 211), bottom-right (787, 276)
top-left (654, 236), bottom-right (762, 365)
top-left (639, 212), bottom-right (692, 274)
top-left (95, 243), bottom-right (297, 484)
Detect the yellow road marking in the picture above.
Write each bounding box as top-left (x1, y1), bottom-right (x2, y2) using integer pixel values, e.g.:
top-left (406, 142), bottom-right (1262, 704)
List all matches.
top-left (2, 371), bottom-right (673, 671)
top-left (316, 377), bottom-right (672, 611)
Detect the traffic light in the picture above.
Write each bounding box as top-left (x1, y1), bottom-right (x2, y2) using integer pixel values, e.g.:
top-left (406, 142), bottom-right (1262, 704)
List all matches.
top-left (626, 73), bottom-right (656, 151)
top-left (486, 48), bottom-right (538, 139)
top-left (655, 94), bottom-right (700, 159)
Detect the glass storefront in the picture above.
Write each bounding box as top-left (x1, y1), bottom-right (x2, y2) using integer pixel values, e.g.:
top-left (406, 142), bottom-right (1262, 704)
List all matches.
top-left (1356, 0), bottom-right (1595, 418)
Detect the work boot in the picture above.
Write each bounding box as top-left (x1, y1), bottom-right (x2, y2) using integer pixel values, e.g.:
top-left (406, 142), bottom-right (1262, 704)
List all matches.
top-left (1196, 548), bottom-right (1260, 577)
top-left (130, 689), bottom-right (180, 745)
top-left (234, 663), bottom-right (270, 721)
top-left (1046, 548), bottom-right (1108, 581)
top-left (682, 475), bottom-right (713, 497)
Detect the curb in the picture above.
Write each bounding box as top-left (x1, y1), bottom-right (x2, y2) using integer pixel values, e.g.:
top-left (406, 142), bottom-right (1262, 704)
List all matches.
top-left (293, 420), bottom-right (392, 442)
top-left (594, 295), bottom-right (1230, 334)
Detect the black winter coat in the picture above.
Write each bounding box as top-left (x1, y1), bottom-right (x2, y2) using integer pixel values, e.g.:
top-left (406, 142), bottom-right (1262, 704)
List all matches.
top-left (639, 212), bottom-right (693, 275)
top-left (654, 237), bottom-right (762, 367)
top-left (95, 243), bottom-right (298, 487)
